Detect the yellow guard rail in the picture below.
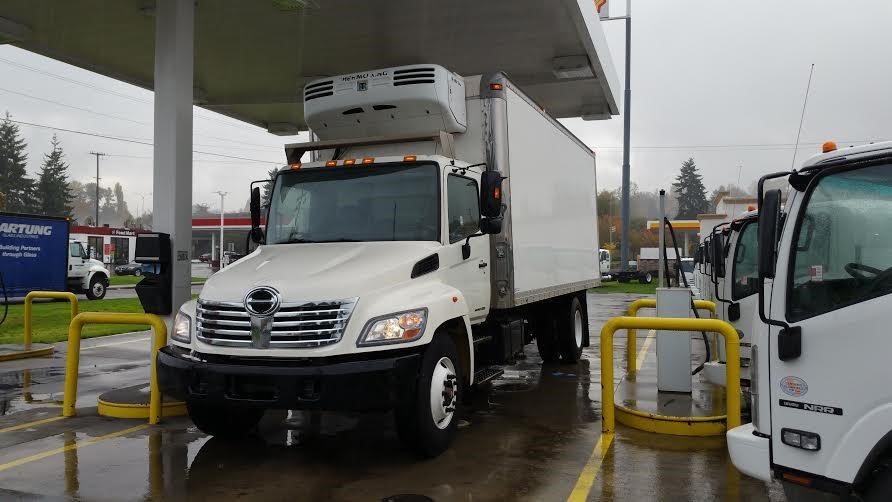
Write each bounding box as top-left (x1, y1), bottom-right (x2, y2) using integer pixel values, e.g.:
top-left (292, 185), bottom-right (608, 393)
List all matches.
top-left (62, 312), bottom-right (167, 424)
top-left (24, 291), bottom-right (79, 349)
top-left (625, 298), bottom-right (717, 372)
top-left (601, 316), bottom-right (741, 435)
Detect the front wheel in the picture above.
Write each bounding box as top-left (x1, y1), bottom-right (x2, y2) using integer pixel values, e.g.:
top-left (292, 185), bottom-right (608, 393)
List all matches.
top-left (861, 464), bottom-right (892, 502)
top-left (86, 275), bottom-right (108, 300)
top-left (186, 402), bottom-right (264, 439)
top-left (395, 335), bottom-right (462, 458)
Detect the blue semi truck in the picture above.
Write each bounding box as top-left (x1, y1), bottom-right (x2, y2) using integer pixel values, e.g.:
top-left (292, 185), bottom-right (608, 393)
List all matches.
top-left (0, 213), bottom-right (109, 300)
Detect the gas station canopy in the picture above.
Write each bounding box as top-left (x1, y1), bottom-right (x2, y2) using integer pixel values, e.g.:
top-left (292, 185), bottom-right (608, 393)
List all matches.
top-left (0, 0), bottom-right (620, 133)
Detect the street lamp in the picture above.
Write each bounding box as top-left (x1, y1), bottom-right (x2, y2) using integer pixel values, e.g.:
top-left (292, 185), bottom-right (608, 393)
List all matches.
top-left (602, 0), bottom-right (632, 272)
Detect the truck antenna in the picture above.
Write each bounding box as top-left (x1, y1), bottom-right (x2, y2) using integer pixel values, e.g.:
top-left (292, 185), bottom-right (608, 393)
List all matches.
top-left (790, 64), bottom-right (815, 169)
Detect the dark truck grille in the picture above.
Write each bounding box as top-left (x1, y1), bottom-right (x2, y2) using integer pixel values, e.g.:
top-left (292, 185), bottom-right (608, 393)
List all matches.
top-left (196, 298), bottom-right (358, 348)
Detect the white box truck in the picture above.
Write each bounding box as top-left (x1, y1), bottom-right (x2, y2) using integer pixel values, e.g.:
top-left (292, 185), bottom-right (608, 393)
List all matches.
top-left (158, 64), bottom-right (599, 457)
top-left (727, 141), bottom-right (892, 500)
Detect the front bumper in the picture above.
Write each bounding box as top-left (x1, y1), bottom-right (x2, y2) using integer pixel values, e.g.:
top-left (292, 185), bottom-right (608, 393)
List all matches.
top-left (727, 423), bottom-right (771, 482)
top-left (157, 346), bottom-right (421, 411)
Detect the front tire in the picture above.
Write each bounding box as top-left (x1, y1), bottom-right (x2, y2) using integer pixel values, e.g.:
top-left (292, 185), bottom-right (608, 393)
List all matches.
top-left (395, 335), bottom-right (462, 458)
top-left (558, 295), bottom-right (587, 363)
top-left (86, 275), bottom-right (108, 300)
top-left (187, 402), bottom-right (264, 439)
top-left (861, 464), bottom-right (892, 502)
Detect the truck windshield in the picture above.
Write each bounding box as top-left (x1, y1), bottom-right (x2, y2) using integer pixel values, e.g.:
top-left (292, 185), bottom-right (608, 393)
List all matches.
top-left (266, 162), bottom-right (440, 244)
top-left (788, 163), bottom-right (892, 320)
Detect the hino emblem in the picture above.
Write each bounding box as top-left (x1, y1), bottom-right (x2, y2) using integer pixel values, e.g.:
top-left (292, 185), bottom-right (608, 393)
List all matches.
top-left (244, 287), bottom-right (281, 317)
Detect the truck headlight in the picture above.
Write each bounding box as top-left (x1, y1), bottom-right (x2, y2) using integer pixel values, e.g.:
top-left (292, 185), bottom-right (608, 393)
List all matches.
top-left (357, 309), bottom-right (428, 346)
top-left (172, 309), bottom-right (192, 344)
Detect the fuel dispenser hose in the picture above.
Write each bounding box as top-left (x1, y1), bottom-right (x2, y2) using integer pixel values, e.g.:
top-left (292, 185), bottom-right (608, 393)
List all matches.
top-left (662, 217), bottom-right (711, 375)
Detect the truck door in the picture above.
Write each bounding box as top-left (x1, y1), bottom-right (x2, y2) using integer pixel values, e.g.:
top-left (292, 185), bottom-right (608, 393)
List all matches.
top-left (769, 163), bottom-right (892, 481)
top-left (444, 173), bottom-right (490, 322)
top-left (728, 220), bottom-right (759, 382)
top-left (68, 242), bottom-right (87, 278)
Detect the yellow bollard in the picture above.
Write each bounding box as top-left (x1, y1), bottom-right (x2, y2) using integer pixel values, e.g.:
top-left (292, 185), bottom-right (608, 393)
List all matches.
top-left (601, 316), bottom-right (740, 435)
top-left (624, 298), bottom-right (716, 372)
top-left (62, 312), bottom-right (167, 424)
top-left (24, 291), bottom-right (78, 349)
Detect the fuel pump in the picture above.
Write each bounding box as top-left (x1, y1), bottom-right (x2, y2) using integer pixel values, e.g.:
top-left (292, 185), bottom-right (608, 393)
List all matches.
top-left (134, 232), bottom-right (173, 315)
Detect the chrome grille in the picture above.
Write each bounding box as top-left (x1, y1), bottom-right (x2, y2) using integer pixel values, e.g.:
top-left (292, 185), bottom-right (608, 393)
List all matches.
top-left (196, 298), bottom-right (357, 348)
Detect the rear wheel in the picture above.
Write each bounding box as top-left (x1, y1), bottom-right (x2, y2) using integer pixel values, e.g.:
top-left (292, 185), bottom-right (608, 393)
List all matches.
top-left (395, 335), bottom-right (461, 458)
top-left (187, 402), bottom-right (264, 439)
top-left (133, 269), bottom-right (142, 277)
top-left (86, 275), bottom-right (108, 300)
top-left (534, 314), bottom-right (560, 363)
top-left (640, 272), bottom-right (654, 284)
top-left (558, 295), bottom-right (587, 363)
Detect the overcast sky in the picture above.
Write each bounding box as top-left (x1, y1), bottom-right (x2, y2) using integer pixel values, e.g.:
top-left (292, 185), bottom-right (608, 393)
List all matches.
top-left (2, 0), bottom-right (891, 216)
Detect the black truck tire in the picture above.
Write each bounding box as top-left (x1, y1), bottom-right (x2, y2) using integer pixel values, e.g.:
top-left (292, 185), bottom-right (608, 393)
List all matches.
top-left (187, 401), bottom-right (264, 439)
top-left (395, 334), bottom-right (462, 458)
top-left (558, 295), bottom-right (587, 363)
top-left (86, 275), bottom-right (108, 300)
top-left (862, 464), bottom-right (892, 502)
top-left (640, 272), bottom-right (653, 284)
top-left (534, 314), bottom-right (560, 363)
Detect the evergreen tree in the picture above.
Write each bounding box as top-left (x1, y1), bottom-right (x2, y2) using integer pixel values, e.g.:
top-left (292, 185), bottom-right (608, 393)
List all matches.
top-left (672, 158), bottom-right (709, 219)
top-left (262, 168), bottom-right (278, 207)
top-left (0, 112), bottom-right (36, 213)
top-left (36, 135), bottom-right (75, 218)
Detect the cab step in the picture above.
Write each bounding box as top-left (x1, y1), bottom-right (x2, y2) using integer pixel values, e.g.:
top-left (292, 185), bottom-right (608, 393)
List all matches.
top-left (473, 366), bottom-right (504, 385)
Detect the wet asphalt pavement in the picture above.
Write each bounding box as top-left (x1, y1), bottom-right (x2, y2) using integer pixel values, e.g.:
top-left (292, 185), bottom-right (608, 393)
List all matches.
top-left (0, 292), bottom-right (786, 501)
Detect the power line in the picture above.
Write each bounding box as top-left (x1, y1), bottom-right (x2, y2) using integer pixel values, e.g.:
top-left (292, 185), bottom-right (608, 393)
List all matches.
top-left (0, 56), bottom-right (280, 136)
top-left (594, 139), bottom-right (889, 151)
top-left (9, 119), bottom-right (283, 164)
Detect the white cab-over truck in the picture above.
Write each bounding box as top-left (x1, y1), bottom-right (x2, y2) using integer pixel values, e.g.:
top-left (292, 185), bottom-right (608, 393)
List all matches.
top-left (728, 141), bottom-right (892, 500)
top-left (67, 238), bottom-right (109, 300)
top-left (158, 65), bottom-right (599, 457)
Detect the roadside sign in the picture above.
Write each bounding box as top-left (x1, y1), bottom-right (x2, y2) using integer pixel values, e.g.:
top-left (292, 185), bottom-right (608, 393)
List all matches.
top-left (0, 213), bottom-right (70, 297)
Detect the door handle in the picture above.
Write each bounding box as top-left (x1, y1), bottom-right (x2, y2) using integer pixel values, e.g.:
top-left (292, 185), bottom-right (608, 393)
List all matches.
top-left (478, 262), bottom-right (488, 269)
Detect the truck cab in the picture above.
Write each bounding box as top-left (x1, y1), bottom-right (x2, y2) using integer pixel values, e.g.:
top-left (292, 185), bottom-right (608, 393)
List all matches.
top-left (699, 211), bottom-right (760, 391)
top-left (67, 239), bottom-right (109, 300)
top-left (728, 141), bottom-right (892, 500)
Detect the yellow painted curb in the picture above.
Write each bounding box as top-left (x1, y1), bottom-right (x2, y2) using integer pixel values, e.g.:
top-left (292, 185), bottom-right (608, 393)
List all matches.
top-left (0, 346), bottom-right (54, 362)
top-left (614, 404), bottom-right (727, 436)
top-left (97, 398), bottom-right (187, 419)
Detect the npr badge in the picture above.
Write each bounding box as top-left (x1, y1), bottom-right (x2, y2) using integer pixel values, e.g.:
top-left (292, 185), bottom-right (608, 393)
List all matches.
top-left (780, 376), bottom-right (808, 397)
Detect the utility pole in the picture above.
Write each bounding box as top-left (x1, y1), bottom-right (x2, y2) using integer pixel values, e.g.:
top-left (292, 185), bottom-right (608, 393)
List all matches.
top-left (89, 152), bottom-right (106, 226)
top-left (603, 0), bottom-right (632, 272)
top-left (214, 191), bottom-right (228, 266)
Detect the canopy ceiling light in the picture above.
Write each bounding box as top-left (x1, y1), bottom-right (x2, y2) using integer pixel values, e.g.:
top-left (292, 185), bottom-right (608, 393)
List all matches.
top-left (552, 55), bottom-right (594, 80)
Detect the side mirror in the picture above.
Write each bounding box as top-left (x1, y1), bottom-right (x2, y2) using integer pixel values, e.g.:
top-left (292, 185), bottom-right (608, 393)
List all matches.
top-left (758, 189), bottom-right (782, 279)
top-left (479, 217), bottom-right (502, 235)
top-left (480, 171), bottom-right (504, 219)
top-left (250, 187), bottom-right (265, 244)
top-left (711, 235), bottom-right (725, 278)
top-left (728, 302), bottom-right (741, 321)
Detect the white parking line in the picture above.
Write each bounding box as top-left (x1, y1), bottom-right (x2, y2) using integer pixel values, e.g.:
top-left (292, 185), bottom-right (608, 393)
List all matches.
top-left (81, 337), bottom-right (150, 351)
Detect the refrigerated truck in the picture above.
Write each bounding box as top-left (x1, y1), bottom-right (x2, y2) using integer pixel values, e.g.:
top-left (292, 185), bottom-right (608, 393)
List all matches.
top-left (728, 141), bottom-right (892, 500)
top-left (158, 64), bottom-right (599, 457)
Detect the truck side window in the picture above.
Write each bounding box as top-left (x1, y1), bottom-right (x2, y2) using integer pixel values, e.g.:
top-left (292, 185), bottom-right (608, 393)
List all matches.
top-left (447, 174), bottom-right (480, 244)
top-left (788, 164), bottom-right (892, 321)
top-left (70, 242), bottom-right (85, 258)
top-left (732, 222), bottom-right (759, 300)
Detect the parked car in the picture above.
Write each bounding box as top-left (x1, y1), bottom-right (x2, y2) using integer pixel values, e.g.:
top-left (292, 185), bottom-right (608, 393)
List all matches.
top-left (199, 253), bottom-right (212, 263)
top-left (114, 262), bottom-right (143, 276)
